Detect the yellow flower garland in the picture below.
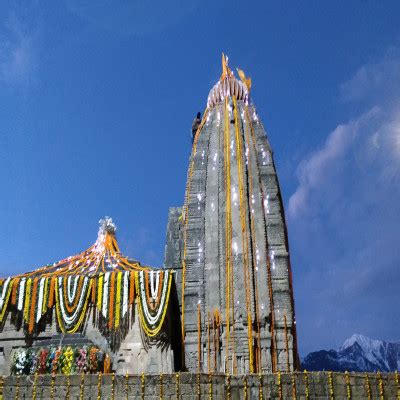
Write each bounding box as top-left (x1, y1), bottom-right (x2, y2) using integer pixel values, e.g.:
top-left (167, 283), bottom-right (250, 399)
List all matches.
top-left (80, 373), bottom-right (85, 400)
top-left (97, 372), bottom-right (102, 400)
top-left (304, 370), bottom-right (309, 400)
top-left (32, 372), bottom-right (38, 400)
top-left (55, 279), bottom-right (92, 334)
top-left (291, 372), bottom-right (297, 399)
top-left (50, 374), bottom-right (55, 399)
top-left (377, 371), bottom-right (384, 400)
top-left (364, 374), bottom-right (371, 399)
top-left (115, 272), bottom-right (122, 328)
top-left (175, 372), bottom-right (180, 399)
top-left (61, 347), bottom-right (74, 375)
top-left (135, 271), bottom-right (173, 337)
top-left (23, 278), bottom-right (32, 323)
top-left (14, 376), bottom-right (20, 400)
top-left (141, 372), bottom-right (145, 400)
top-left (226, 373), bottom-right (231, 400)
top-left (277, 371), bottom-right (282, 400)
top-left (209, 372), bottom-right (213, 400)
top-left (159, 373), bottom-right (164, 400)
top-left (0, 279), bottom-right (13, 322)
top-left (259, 373), bottom-right (263, 400)
top-left (328, 371), bottom-right (334, 399)
top-left (345, 371), bottom-right (351, 399)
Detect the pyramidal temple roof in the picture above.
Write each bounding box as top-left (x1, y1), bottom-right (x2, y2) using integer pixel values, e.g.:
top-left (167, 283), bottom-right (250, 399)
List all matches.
top-left (15, 217), bottom-right (150, 278)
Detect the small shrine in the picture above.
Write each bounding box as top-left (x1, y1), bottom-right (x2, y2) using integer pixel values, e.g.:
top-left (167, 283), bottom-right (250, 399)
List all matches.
top-left (0, 217), bottom-right (181, 376)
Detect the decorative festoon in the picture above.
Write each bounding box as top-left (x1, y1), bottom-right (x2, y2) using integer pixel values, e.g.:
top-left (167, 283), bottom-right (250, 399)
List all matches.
top-left (0, 218), bottom-right (173, 339)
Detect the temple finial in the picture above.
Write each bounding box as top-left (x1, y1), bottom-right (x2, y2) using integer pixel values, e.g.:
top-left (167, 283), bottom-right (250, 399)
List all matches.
top-left (99, 216), bottom-right (117, 235)
top-left (220, 53), bottom-right (231, 81)
top-left (237, 68), bottom-right (252, 92)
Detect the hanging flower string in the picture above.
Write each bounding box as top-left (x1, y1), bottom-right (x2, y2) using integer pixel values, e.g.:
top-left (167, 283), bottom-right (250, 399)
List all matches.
top-left (0, 219), bottom-right (174, 340)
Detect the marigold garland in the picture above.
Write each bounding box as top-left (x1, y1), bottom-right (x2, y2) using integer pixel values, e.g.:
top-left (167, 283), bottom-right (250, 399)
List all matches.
top-left (11, 277), bottom-right (20, 305)
top-left (135, 271), bottom-right (173, 337)
top-left (377, 371), bottom-right (384, 400)
top-left (226, 373), bottom-right (231, 400)
top-left (15, 376), bottom-right (20, 400)
top-left (291, 372), bottom-right (297, 399)
top-left (0, 375), bottom-right (3, 399)
top-left (208, 373), bottom-right (213, 400)
top-left (80, 373), bottom-right (85, 400)
top-left (97, 275), bottom-right (104, 310)
top-left (97, 372), bottom-right (102, 400)
top-left (345, 370), bottom-right (351, 399)
top-left (303, 370), bottom-right (309, 400)
top-left (55, 278), bottom-right (92, 334)
top-left (243, 375), bottom-right (248, 400)
top-left (111, 372), bottom-right (115, 400)
top-left (50, 374), bottom-right (55, 399)
top-left (1, 223), bottom-right (174, 341)
top-left (0, 278), bottom-right (13, 322)
top-left (197, 372), bottom-right (201, 399)
top-left (66, 374), bottom-right (71, 400)
top-left (129, 272), bottom-right (135, 304)
top-left (328, 371), bottom-right (334, 399)
top-left (175, 372), bottom-right (180, 399)
top-left (364, 373), bottom-right (371, 399)
top-left (61, 347), bottom-right (74, 375)
top-left (277, 371), bottom-right (282, 400)
top-left (108, 273), bottom-right (116, 329)
top-left (1, 268), bottom-right (173, 340)
top-left (159, 373), bottom-right (164, 400)
top-left (32, 372), bottom-right (38, 400)
top-left (115, 272), bottom-right (122, 328)
top-left (141, 372), bottom-right (146, 400)
top-left (48, 278), bottom-right (55, 308)
top-left (23, 278), bottom-right (32, 323)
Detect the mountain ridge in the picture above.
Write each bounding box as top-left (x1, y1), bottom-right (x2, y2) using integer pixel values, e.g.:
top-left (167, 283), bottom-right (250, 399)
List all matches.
top-left (301, 334), bottom-right (400, 372)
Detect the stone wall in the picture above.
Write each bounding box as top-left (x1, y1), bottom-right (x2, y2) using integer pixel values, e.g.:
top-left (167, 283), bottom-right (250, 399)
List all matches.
top-left (2, 371), bottom-right (399, 399)
top-left (0, 299), bottom-right (179, 375)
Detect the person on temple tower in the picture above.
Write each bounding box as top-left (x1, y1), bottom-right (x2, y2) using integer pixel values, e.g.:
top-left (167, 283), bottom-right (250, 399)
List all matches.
top-left (191, 112), bottom-right (201, 143)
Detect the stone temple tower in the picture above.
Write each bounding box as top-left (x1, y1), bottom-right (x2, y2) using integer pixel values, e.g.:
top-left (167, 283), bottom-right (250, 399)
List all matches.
top-left (164, 55), bottom-right (299, 374)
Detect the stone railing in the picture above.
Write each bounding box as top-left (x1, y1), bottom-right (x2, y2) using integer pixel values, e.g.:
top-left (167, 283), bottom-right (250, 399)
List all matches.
top-left (1, 371), bottom-right (399, 399)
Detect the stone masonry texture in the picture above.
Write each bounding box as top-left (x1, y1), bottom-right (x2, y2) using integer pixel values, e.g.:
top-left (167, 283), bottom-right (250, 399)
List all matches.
top-left (3, 371), bottom-right (399, 399)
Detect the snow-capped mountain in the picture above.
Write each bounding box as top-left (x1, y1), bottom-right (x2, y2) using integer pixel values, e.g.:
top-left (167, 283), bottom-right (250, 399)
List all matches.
top-left (301, 334), bottom-right (400, 372)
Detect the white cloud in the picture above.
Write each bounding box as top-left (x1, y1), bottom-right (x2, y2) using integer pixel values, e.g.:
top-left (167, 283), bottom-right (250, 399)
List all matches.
top-left (289, 45), bottom-right (400, 354)
top-left (340, 45), bottom-right (400, 105)
top-left (288, 107), bottom-right (382, 218)
top-left (0, 12), bottom-right (38, 86)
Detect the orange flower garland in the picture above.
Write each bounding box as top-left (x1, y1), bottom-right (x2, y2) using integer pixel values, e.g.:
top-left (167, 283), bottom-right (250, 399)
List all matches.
top-left (108, 272), bottom-right (116, 329)
top-left (11, 278), bottom-right (20, 305)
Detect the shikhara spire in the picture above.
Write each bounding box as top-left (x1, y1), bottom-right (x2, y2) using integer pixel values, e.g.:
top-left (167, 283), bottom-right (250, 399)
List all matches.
top-left (165, 54), bottom-right (299, 373)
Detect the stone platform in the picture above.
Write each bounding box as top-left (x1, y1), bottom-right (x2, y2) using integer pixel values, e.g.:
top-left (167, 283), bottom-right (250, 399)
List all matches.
top-left (2, 371), bottom-right (399, 399)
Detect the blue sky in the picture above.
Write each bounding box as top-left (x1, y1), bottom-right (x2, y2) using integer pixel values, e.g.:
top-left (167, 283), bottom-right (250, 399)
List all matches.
top-left (1, 1), bottom-right (399, 355)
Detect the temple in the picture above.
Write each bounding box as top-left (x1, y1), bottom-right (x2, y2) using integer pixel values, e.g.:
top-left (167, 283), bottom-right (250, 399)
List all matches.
top-left (0, 217), bottom-right (181, 375)
top-left (165, 54), bottom-right (299, 373)
top-left (0, 55), bottom-right (299, 377)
